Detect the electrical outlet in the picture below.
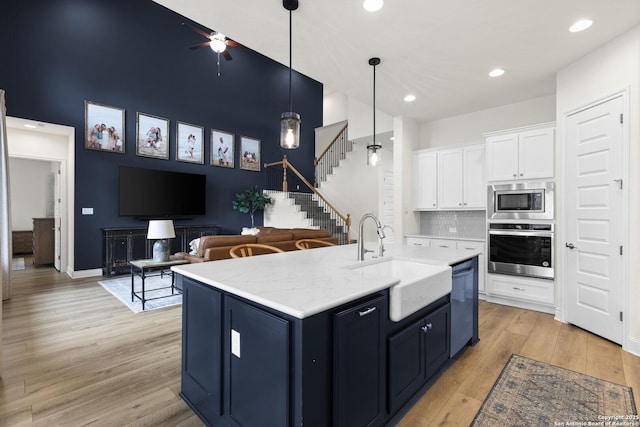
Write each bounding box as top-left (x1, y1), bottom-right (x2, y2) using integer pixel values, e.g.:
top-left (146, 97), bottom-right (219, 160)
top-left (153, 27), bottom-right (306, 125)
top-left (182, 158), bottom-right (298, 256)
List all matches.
top-left (449, 227), bottom-right (457, 233)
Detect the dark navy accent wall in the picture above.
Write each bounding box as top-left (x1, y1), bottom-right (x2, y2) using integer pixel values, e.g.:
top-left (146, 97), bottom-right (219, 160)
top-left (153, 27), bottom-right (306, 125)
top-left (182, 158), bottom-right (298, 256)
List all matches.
top-left (0, 0), bottom-right (323, 270)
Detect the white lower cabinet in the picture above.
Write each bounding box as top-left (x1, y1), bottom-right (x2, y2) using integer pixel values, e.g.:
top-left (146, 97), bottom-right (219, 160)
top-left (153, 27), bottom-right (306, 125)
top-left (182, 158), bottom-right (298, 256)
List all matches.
top-left (406, 237), bottom-right (430, 247)
top-left (486, 274), bottom-right (554, 310)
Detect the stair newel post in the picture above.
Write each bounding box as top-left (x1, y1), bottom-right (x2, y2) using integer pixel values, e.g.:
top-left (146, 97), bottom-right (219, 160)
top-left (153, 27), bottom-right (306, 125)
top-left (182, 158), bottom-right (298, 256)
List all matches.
top-left (282, 155), bottom-right (288, 193)
top-left (345, 213), bottom-right (351, 244)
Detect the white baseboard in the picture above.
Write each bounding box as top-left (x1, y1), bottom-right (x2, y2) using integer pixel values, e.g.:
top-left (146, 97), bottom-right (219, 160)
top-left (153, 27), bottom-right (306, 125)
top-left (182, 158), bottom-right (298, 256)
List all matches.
top-left (624, 337), bottom-right (640, 357)
top-left (484, 294), bottom-right (555, 314)
top-left (70, 268), bottom-right (103, 279)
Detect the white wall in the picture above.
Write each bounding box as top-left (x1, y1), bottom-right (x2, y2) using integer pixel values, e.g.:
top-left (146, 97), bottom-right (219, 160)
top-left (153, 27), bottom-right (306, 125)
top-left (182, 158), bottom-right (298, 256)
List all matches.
top-left (393, 116), bottom-right (421, 242)
top-left (555, 25), bottom-right (640, 353)
top-left (323, 91), bottom-right (349, 126)
top-left (9, 158), bottom-right (56, 231)
top-left (321, 91), bottom-right (393, 140)
top-left (419, 95), bottom-right (556, 149)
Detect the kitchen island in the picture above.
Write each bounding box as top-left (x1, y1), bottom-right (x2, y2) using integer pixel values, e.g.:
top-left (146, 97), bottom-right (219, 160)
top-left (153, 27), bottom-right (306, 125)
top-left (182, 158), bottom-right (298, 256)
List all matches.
top-left (172, 243), bottom-right (480, 427)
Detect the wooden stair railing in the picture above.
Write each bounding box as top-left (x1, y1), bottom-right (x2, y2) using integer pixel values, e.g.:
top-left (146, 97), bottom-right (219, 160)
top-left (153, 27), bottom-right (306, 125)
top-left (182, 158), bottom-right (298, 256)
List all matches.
top-left (264, 155), bottom-right (351, 243)
top-left (314, 123), bottom-right (350, 187)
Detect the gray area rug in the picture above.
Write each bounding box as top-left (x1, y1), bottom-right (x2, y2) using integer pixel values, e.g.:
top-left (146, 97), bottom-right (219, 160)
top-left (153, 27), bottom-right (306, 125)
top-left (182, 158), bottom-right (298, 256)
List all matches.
top-left (12, 257), bottom-right (25, 270)
top-left (99, 274), bottom-right (182, 313)
top-left (471, 354), bottom-right (637, 426)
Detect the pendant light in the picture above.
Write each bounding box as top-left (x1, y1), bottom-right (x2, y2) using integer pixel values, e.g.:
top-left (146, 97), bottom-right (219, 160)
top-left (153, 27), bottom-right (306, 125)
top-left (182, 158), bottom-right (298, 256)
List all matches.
top-left (280, 0), bottom-right (301, 149)
top-left (367, 57), bottom-right (381, 166)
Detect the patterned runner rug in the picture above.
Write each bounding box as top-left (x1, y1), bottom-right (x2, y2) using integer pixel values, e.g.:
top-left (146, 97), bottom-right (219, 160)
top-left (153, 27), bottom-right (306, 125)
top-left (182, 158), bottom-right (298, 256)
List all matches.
top-left (471, 354), bottom-right (637, 426)
top-left (99, 274), bottom-right (182, 313)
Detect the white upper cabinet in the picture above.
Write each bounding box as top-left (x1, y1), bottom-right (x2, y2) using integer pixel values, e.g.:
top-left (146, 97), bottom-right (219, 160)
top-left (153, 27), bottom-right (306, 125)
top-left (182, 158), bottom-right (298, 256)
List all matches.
top-left (486, 125), bottom-right (555, 182)
top-left (412, 151), bottom-right (438, 210)
top-left (462, 144), bottom-right (487, 208)
top-left (437, 143), bottom-right (486, 210)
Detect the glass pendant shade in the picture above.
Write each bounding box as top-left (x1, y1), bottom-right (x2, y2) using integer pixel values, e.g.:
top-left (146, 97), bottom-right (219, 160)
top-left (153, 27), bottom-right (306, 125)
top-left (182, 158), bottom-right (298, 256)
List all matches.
top-left (367, 144), bottom-right (381, 166)
top-left (280, 112), bottom-right (300, 149)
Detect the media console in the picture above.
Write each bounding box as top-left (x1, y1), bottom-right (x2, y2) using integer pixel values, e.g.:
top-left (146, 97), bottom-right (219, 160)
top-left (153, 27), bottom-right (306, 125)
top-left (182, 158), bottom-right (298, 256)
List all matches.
top-left (102, 224), bottom-right (219, 276)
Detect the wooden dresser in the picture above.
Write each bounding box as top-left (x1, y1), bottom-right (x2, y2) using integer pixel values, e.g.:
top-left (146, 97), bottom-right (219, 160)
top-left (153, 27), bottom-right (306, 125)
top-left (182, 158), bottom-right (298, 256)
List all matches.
top-left (12, 230), bottom-right (33, 255)
top-left (33, 218), bottom-right (55, 266)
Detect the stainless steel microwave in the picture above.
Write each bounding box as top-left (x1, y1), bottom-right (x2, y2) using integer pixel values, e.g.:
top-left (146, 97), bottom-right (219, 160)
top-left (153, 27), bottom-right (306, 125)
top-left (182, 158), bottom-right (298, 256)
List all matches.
top-left (488, 182), bottom-right (554, 220)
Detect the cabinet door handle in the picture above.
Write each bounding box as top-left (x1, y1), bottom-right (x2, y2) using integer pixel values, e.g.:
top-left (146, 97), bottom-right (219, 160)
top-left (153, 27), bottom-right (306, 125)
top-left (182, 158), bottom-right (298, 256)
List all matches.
top-left (421, 323), bottom-right (433, 332)
top-left (358, 307), bottom-right (377, 317)
top-left (512, 287), bottom-right (526, 291)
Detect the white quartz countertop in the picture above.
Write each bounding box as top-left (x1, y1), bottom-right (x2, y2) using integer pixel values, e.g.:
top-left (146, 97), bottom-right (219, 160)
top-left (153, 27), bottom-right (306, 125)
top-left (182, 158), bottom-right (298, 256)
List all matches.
top-left (172, 243), bottom-right (480, 319)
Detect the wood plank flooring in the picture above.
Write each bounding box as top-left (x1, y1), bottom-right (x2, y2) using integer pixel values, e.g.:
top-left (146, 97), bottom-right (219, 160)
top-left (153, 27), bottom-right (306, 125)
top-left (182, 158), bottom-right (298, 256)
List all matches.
top-left (2, 260), bottom-right (639, 426)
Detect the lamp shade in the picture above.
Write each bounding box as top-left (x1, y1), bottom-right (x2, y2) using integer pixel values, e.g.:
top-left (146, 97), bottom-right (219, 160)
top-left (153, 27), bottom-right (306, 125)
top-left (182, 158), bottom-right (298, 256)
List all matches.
top-left (147, 220), bottom-right (176, 239)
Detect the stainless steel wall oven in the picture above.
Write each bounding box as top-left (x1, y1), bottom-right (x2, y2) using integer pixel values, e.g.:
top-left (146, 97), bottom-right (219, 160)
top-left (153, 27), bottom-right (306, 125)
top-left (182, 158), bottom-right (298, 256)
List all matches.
top-left (488, 181), bottom-right (554, 220)
top-left (488, 223), bottom-right (554, 279)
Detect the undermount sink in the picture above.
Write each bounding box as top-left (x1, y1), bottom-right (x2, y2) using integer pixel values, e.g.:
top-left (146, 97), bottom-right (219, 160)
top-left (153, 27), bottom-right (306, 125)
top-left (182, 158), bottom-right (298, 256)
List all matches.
top-left (345, 258), bottom-right (452, 322)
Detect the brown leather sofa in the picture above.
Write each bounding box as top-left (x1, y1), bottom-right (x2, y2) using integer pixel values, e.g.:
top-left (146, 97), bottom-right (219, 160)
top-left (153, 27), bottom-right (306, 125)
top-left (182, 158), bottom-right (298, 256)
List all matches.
top-left (174, 226), bottom-right (338, 263)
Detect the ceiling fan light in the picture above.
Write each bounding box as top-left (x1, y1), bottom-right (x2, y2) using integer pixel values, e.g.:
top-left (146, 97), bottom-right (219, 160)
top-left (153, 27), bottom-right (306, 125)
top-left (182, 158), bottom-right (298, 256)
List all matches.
top-left (210, 37), bottom-right (227, 53)
top-left (280, 112), bottom-right (301, 149)
top-left (363, 0), bottom-right (383, 12)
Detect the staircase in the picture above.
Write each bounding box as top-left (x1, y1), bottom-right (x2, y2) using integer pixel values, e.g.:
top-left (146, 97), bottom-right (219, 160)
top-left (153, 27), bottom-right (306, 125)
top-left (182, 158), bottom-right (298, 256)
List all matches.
top-left (287, 192), bottom-right (350, 244)
top-left (264, 126), bottom-right (354, 244)
top-left (315, 123), bottom-right (351, 188)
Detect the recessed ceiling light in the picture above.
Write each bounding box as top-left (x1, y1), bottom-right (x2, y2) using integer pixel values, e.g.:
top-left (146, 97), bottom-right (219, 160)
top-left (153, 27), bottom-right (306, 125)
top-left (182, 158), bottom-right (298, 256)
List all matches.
top-left (363, 0), bottom-right (383, 12)
top-left (569, 19), bottom-right (593, 33)
top-left (24, 124), bottom-right (37, 129)
top-left (404, 94), bottom-right (416, 102)
top-left (489, 68), bottom-right (505, 77)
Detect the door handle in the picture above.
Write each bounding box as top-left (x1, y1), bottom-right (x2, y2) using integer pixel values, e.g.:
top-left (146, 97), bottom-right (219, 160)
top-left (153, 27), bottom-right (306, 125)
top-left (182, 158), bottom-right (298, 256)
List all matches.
top-left (565, 242), bottom-right (575, 249)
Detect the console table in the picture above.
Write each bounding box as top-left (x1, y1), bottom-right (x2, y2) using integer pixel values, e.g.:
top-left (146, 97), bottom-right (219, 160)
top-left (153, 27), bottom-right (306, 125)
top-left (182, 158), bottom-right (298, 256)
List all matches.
top-left (102, 224), bottom-right (219, 276)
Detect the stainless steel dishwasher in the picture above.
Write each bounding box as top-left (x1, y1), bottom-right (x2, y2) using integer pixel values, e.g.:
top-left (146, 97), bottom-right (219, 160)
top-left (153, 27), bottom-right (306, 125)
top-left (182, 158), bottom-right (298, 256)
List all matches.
top-left (450, 258), bottom-right (476, 357)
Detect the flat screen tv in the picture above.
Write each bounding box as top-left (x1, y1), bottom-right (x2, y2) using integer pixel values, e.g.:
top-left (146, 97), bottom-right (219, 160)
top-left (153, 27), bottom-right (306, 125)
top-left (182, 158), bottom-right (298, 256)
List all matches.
top-left (119, 166), bottom-right (206, 218)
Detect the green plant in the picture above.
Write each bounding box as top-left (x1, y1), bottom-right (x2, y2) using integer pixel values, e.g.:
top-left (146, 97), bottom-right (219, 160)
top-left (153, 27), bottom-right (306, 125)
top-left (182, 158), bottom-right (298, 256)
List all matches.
top-left (232, 185), bottom-right (272, 228)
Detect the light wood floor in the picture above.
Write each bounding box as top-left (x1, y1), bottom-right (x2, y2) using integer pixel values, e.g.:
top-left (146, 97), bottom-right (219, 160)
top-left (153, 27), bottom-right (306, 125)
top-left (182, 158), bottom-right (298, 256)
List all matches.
top-left (1, 260), bottom-right (639, 426)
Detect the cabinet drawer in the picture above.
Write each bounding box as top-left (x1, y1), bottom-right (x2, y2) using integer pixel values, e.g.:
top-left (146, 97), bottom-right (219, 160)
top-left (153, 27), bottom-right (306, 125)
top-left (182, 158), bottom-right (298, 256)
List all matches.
top-left (429, 239), bottom-right (455, 249)
top-left (456, 241), bottom-right (484, 252)
top-left (488, 275), bottom-right (554, 305)
top-left (406, 237), bottom-right (430, 247)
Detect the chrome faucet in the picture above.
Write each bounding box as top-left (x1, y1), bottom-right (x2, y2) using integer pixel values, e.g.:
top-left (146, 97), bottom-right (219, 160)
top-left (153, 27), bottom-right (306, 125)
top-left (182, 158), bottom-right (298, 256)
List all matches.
top-left (357, 213), bottom-right (386, 260)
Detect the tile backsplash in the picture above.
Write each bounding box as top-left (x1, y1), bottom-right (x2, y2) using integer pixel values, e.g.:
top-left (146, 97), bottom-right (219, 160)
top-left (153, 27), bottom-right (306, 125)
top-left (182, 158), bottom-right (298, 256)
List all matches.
top-left (420, 211), bottom-right (486, 239)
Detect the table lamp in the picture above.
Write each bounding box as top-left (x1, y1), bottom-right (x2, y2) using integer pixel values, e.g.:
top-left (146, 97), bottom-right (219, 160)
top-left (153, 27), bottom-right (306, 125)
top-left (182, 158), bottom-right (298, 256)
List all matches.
top-left (147, 220), bottom-right (176, 262)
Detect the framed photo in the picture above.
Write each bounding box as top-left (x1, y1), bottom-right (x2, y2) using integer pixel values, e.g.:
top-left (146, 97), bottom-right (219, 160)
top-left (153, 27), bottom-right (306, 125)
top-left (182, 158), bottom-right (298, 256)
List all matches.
top-left (85, 101), bottom-right (125, 153)
top-left (176, 121), bottom-right (204, 164)
top-left (239, 136), bottom-right (261, 171)
top-left (136, 112), bottom-right (169, 159)
top-left (211, 129), bottom-right (235, 168)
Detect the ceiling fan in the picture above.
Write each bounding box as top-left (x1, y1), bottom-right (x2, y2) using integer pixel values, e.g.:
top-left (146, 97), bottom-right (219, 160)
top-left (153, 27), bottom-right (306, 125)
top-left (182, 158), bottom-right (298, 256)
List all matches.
top-left (182, 22), bottom-right (244, 75)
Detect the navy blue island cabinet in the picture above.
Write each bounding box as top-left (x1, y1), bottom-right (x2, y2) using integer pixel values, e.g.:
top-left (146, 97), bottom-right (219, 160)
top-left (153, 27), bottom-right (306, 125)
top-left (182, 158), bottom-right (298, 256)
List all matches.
top-left (177, 256), bottom-right (478, 427)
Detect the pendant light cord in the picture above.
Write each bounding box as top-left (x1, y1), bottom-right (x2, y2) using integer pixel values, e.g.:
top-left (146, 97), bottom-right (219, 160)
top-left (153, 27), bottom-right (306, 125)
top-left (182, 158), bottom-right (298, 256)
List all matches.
top-left (288, 9), bottom-right (293, 113)
top-left (372, 61), bottom-right (376, 145)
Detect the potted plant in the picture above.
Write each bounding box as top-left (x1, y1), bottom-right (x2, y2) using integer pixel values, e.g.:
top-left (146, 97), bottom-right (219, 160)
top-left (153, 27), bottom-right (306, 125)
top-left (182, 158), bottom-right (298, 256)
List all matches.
top-left (232, 185), bottom-right (272, 231)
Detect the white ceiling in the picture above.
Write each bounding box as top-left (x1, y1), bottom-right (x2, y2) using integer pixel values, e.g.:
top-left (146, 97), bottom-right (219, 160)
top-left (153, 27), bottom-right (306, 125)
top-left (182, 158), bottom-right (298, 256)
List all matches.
top-left (153, 0), bottom-right (640, 123)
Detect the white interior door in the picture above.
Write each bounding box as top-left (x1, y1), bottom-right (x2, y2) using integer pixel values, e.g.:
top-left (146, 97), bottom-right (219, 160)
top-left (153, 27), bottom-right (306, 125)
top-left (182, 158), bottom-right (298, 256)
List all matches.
top-left (565, 95), bottom-right (624, 344)
top-left (53, 166), bottom-right (61, 272)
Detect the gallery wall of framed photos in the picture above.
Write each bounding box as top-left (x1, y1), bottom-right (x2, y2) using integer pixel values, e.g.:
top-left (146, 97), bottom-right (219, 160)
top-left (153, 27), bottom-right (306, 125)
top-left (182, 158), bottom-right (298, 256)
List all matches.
top-left (1, 0), bottom-right (323, 271)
